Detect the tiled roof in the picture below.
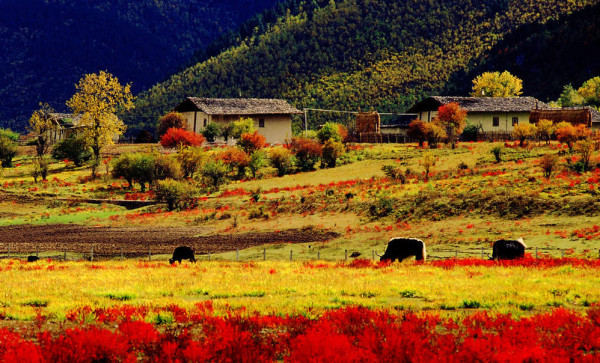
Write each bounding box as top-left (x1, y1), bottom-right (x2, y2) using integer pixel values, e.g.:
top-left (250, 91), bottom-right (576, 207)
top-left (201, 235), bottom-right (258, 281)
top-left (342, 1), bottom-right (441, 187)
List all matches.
top-left (175, 97), bottom-right (302, 115)
top-left (407, 96), bottom-right (551, 113)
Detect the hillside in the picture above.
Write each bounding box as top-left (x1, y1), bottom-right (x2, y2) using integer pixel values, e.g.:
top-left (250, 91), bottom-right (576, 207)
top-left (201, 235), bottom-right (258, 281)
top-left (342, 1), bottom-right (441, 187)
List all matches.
top-left (0, 0), bottom-right (279, 132)
top-left (130, 0), bottom-right (600, 134)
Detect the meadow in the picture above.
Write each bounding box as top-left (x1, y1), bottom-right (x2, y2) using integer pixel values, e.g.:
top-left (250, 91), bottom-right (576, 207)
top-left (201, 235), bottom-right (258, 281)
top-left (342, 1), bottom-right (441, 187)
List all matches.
top-left (2, 259), bottom-right (600, 361)
top-left (1, 140), bottom-right (600, 360)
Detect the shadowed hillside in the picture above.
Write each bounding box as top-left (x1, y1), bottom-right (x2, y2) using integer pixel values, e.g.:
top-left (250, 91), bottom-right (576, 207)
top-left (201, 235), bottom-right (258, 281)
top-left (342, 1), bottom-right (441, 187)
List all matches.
top-left (0, 0), bottom-right (279, 132)
top-left (128, 0), bottom-right (600, 135)
top-left (444, 3), bottom-right (600, 101)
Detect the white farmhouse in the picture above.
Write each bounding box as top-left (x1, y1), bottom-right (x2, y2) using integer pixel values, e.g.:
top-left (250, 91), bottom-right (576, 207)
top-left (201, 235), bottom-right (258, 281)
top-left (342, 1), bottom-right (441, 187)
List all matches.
top-left (173, 97), bottom-right (301, 144)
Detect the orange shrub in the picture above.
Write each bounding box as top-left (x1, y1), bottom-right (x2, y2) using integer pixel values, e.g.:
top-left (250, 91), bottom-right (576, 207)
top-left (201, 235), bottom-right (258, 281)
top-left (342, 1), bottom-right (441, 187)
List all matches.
top-left (216, 147), bottom-right (251, 178)
top-left (238, 131), bottom-right (266, 154)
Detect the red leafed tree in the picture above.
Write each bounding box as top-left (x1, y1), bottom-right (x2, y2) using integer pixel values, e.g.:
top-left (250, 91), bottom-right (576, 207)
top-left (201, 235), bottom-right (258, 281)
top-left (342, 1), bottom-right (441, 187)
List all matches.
top-left (160, 127), bottom-right (205, 148)
top-left (238, 131), bottom-right (267, 154)
top-left (435, 102), bottom-right (467, 149)
top-left (407, 119), bottom-right (427, 147)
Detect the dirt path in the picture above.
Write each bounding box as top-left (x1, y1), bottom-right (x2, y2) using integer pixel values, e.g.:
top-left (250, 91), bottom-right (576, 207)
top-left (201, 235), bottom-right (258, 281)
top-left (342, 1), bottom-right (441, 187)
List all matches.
top-left (0, 224), bottom-right (340, 256)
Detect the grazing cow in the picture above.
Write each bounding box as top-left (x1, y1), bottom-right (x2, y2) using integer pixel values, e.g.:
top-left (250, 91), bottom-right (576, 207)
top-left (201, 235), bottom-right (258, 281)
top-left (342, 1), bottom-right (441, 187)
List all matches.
top-left (491, 238), bottom-right (527, 260)
top-left (169, 246), bottom-right (196, 264)
top-left (377, 238), bottom-right (426, 262)
top-left (27, 256), bottom-right (39, 262)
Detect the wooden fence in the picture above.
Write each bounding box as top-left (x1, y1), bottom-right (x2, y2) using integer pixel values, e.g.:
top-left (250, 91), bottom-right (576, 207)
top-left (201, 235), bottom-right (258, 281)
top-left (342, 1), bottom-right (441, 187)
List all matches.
top-left (0, 244), bottom-right (596, 262)
top-left (350, 132), bottom-right (558, 144)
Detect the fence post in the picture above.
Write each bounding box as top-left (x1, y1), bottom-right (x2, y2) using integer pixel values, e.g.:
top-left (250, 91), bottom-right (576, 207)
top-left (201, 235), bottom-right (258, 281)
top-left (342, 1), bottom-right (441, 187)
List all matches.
top-left (455, 250), bottom-right (458, 258)
top-left (236, 249), bottom-right (239, 262)
top-left (91, 246), bottom-right (94, 262)
top-left (148, 246), bottom-right (151, 261)
top-left (263, 248), bottom-right (266, 261)
top-left (345, 249), bottom-right (348, 261)
top-left (535, 247), bottom-right (538, 259)
top-left (481, 247), bottom-right (484, 260)
top-left (372, 250), bottom-right (375, 260)
top-left (317, 251), bottom-right (320, 260)
top-left (561, 249), bottom-right (564, 258)
top-left (290, 250), bottom-right (293, 261)
top-left (208, 252), bottom-right (211, 261)
top-left (64, 250), bottom-right (67, 262)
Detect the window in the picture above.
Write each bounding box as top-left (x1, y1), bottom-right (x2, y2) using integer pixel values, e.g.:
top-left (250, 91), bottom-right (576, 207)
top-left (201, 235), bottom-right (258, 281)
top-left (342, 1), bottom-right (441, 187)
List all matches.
top-left (259, 118), bottom-right (265, 128)
top-left (203, 119), bottom-right (207, 127)
top-left (492, 117), bottom-right (499, 127)
top-left (512, 117), bottom-right (518, 126)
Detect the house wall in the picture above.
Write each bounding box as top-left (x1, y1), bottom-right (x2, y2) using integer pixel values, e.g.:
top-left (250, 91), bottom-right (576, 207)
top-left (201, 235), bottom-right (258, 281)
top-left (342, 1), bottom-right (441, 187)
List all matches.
top-left (181, 111), bottom-right (210, 133)
top-left (380, 127), bottom-right (408, 136)
top-left (180, 112), bottom-right (292, 144)
top-left (416, 110), bottom-right (532, 132)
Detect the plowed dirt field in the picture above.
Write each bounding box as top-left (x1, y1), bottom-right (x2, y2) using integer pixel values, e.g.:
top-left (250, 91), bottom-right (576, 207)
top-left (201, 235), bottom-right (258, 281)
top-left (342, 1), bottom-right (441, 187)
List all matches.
top-left (0, 224), bottom-right (339, 258)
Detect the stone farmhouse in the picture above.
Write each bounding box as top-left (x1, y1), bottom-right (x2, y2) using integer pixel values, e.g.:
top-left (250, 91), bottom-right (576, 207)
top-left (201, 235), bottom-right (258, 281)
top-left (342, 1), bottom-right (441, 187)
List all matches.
top-left (173, 97), bottom-right (302, 144)
top-left (406, 96), bottom-right (552, 133)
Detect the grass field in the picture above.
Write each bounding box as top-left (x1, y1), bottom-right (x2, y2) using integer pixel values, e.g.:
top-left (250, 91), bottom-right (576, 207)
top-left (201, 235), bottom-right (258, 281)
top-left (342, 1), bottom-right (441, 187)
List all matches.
top-left (1, 259), bottom-right (599, 321)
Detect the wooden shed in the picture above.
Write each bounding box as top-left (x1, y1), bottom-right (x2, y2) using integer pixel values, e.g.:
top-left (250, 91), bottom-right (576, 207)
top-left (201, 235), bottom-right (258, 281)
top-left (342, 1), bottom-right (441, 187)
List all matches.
top-left (529, 107), bottom-right (600, 129)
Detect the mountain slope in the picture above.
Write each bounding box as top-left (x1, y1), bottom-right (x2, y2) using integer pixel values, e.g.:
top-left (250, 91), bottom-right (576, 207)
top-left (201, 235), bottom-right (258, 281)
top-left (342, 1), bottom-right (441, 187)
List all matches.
top-left (0, 0), bottom-right (279, 132)
top-left (130, 0), bottom-right (600, 133)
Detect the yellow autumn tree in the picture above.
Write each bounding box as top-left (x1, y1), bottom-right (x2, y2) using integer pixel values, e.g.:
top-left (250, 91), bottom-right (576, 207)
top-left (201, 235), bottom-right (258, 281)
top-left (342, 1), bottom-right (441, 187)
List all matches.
top-left (67, 71), bottom-right (134, 177)
top-left (471, 71), bottom-right (523, 97)
top-left (512, 123), bottom-right (537, 147)
top-left (536, 119), bottom-right (555, 145)
top-left (28, 102), bottom-right (58, 158)
top-left (577, 76), bottom-right (600, 106)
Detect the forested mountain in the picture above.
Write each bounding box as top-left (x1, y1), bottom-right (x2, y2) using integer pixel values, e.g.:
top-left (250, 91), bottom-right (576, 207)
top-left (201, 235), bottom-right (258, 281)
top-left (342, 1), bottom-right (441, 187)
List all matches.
top-left (0, 0), bottom-right (279, 132)
top-left (130, 0), bottom-right (600, 134)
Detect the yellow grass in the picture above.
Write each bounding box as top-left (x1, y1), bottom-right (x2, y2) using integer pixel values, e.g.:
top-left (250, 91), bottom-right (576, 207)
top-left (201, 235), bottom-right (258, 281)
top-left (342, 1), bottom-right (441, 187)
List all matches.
top-left (0, 259), bottom-right (598, 321)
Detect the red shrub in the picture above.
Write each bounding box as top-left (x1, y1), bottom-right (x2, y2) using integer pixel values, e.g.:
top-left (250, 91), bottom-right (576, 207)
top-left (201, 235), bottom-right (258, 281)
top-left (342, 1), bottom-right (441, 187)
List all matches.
top-left (290, 137), bottom-right (322, 171)
top-left (160, 127), bottom-right (205, 148)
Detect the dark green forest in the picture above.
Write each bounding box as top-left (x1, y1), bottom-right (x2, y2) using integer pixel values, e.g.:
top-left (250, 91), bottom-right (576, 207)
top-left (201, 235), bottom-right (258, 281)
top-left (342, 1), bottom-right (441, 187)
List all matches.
top-left (0, 0), bottom-right (279, 132)
top-left (128, 0), bottom-right (600, 135)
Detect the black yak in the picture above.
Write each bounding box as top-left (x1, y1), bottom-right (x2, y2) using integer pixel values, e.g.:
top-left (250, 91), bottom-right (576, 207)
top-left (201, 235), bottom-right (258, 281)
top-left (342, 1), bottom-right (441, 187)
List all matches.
top-left (491, 238), bottom-right (527, 260)
top-left (27, 256), bottom-right (39, 262)
top-left (169, 246), bottom-right (196, 264)
top-left (376, 238), bottom-right (426, 262)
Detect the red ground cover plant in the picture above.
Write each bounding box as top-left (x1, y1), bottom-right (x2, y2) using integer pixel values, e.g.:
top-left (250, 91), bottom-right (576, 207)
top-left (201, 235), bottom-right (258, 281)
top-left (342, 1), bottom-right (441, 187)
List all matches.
top-left (4, 305), bottom-right (600, 362)
top-left (431, 256), bottom-right (600, 269)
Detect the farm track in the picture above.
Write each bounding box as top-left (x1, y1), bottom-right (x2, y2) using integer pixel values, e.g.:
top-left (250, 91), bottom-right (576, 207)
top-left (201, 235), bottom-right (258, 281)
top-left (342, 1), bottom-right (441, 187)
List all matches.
top-left (0, 224), bottom-right (340, 256)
